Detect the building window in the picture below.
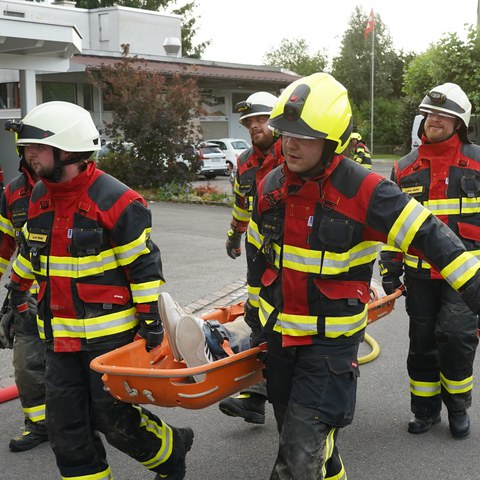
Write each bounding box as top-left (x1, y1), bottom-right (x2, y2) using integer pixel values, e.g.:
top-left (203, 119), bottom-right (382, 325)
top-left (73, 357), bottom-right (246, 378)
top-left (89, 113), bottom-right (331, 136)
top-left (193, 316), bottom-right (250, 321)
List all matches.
top-left (42, 83), bottom-right (77, 103)
top-left (83, 84), bottom-right (93, 111)
top-left (0, 83), bottom-right (20, 109)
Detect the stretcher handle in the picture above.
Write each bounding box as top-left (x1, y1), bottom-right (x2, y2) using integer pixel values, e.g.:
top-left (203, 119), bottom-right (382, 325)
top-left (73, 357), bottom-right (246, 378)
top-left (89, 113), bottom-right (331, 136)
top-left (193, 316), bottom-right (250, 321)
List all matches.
top-left (367, 286), bottom-right (404, 312)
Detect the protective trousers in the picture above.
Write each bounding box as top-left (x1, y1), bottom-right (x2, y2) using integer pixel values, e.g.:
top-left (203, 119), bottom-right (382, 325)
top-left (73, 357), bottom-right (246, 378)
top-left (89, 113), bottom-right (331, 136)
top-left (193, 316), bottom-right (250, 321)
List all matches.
top-left (265, 332), bottom-right (358, 480)
top-left (405, 276), bottom-right (479, 416)
top-left (12, 308), bottom-right (47, 435)
top-left (44, 345), bottom-right (183, 479)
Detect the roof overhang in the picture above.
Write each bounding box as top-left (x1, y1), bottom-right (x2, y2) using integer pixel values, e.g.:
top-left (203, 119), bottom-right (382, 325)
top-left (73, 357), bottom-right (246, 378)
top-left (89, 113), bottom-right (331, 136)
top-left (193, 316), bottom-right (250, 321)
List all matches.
top-left (71, 54), bottom-right (300, 90)
top-left (0, 16), bottom-right (82, 71)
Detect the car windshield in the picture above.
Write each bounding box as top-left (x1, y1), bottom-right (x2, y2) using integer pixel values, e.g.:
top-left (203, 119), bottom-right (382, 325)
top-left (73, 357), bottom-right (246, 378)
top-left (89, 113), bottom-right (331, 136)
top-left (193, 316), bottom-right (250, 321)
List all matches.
top-left (231, 141), bottom-right (249, 149)
top-left (201, 146), bottom-right (222, 154)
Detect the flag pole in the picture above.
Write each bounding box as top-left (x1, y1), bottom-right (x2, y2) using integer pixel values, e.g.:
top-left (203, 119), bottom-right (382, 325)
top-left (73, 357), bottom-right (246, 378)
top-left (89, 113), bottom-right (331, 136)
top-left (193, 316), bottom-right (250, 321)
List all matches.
top-left (370, 19), bottom-right (374, 155)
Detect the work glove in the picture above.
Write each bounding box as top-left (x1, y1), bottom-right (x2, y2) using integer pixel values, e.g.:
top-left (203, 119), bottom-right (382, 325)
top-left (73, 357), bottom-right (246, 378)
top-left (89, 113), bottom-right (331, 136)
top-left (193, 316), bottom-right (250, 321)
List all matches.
top-left (381, 274), bottom-right (404, 296)
top-left (0, 308), bottom-right (14, 349)
top-left (135, 311), bottom-right (164, 352)
top-left (226, 229), bottom-right (243, 259)
top-left (9, 289), bottom-right (38, 326)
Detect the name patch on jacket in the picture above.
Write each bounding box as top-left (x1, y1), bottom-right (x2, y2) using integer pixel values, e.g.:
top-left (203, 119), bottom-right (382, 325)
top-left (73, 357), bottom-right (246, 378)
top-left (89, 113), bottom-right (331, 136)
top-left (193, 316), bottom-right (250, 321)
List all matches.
top-left (28, 232), bottom-right (48, 243)
top-left (402, 186), bottom-right (424, 195)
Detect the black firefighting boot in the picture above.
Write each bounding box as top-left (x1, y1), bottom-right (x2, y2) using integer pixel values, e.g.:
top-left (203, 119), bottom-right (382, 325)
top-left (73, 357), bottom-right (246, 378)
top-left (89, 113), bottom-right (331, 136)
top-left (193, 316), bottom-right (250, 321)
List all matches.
top-left (448, 412), bottom-right (470, 439)
top-left (154, 427), bottom-right (194, 480)
top-left (408, 413), bottom-right (441, 434)
top-left (218, 392), bottom-right (266, 424)
top-left (9, 429), bottom-right (48, 452)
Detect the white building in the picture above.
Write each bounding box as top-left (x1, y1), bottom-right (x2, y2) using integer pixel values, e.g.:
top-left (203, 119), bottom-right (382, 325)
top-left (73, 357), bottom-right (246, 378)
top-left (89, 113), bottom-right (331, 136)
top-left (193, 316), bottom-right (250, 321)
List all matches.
top-left (0, 0), bottom-right (299, 182)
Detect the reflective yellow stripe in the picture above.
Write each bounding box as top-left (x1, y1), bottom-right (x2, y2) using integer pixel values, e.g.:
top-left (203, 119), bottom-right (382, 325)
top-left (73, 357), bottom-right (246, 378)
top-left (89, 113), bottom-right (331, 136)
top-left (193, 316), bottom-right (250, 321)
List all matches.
top-left (247, 284), bottom-right (260, 307)
top-left (441, 251), bottom-right (480, 290)
top-left (114, 227), bottom-right (152, 266)
top-left (283, 242), bottom-right (379, 275)
top-left (37, 317), bottom-right (45, 340)
top-left (460, 197), bottom-right (480, 215)
top-left (12, 254), bottom-right (35, 279)
top-left (135, 405), bottom-right (174, 468)
top-left (440, 372), bottom-right (473, 394)
top-left (0, 256), bottom-right (10, 274)
top-left (322, 428), bottom-right (338, 479)
top-left (0, 214), bottom-right (14, 237)
top-left (247, 220), bottom-right (263, 249)
top-left (61, 466), bottom-right (113, 480)
top-left (388, 198), bottom-right (431, 251)
top-left (409, 379), bottom-right (441, 397)
top-left (52, 307), bottom-right (137, 340)
top-left (23, 404), bottom-right (46, 422)
top-left (130, 280), bottom-right (163, 303)
top-left (258, 297), bottom-right (367, 337)
top-left (424, 198), bottom-right (461, 215)
top-left (325, 306), bottom-right (368, 338)
top-left (232, 204), bottom-right (251, 223)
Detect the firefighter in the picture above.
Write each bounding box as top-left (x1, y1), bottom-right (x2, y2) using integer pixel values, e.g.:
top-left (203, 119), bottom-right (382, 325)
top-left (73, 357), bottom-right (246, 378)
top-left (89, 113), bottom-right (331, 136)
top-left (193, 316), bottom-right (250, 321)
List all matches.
top-left (245, 72), bottom-right (480, 479)
top-left (221, 91), bottom-right (283, 424)
top-left (6, 101), bottom-right (193, 480)
top-left (349, 132), bottom-right (372, 169)
top-left (379, 83), bottom-right (479, 439)
top-left (0, 139), bottom-right (47, 452)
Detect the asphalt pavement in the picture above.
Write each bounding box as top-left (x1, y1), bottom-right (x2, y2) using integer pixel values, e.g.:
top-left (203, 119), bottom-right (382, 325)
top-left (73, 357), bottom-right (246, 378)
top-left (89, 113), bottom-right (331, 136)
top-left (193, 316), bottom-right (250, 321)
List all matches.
top-left (2, 159), bottom-right (480, 479)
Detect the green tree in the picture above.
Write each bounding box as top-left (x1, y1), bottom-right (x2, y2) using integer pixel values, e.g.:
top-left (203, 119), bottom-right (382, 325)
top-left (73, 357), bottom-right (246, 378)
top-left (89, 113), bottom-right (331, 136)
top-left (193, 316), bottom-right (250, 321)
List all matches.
top-left (263, 38), bottom-right (328, 76)
top-left (88, 48), bottom-right (202, 188)
top-left (75, 0), bottom-right (209, 58)
top-left (404, 26), bottom-right (480, 109)
top-left (331, 6), bottom-right (406, 106)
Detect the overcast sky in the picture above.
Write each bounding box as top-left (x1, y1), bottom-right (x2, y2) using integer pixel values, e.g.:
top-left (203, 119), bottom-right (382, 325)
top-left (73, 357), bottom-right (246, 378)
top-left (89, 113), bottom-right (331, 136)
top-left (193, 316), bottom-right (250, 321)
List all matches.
top-left (194, 0), bottom-right (478, 66)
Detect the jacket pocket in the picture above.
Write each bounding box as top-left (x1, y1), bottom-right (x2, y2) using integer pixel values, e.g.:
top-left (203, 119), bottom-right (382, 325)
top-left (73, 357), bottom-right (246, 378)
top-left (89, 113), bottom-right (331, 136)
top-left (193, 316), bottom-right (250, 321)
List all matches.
top-left (314, 279), bottom-right (370, 304)
top-left (457, 222), bottom-right (480, 245)
top-left (318, 217), bottom-right (353, 248)
top-left (76, 283), bottom-right (131, 305)
top-left (72, 228), bottom-right (104, 256)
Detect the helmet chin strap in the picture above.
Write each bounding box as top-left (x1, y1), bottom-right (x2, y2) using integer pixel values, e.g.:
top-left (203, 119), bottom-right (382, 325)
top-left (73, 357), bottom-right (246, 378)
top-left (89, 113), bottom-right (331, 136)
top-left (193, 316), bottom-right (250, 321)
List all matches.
top-left (42, 150), bottom-right (88, 183)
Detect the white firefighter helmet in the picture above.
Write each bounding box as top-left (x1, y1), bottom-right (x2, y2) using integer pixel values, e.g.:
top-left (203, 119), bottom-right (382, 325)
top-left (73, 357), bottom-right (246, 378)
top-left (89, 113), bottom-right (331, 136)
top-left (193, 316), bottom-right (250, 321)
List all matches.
top-left (14, 101), bottom-right (100, 152)
top-left (419, 83), bottom-right (471, 129)
top-left (235, 92), bottom-right (278, 125)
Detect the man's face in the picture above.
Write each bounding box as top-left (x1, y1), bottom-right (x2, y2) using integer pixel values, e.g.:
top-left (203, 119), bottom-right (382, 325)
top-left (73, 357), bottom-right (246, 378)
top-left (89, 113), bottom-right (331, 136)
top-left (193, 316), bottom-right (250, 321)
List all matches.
top-left (24, 144), bottom-right (55, 178)
top-left (282, 135), bottom-right (326, 180)
top-left (424, 111), bottom-right (459, 143)
top-left (243, 115), bottom-right (274, 151)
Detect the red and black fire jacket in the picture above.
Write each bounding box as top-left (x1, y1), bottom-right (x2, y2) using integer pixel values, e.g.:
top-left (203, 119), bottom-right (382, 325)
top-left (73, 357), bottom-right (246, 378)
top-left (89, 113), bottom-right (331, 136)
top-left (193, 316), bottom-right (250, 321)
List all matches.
top-left (246, 155), bottom-right (480, 346)
top-left (231, 138), bottom-right (283, 231)
top-left (11, 161), bottom-right (164, 352)
top-left (0, 167), bottom-right (37, 277)
top-left (380, 133), bottom-right (480, 281)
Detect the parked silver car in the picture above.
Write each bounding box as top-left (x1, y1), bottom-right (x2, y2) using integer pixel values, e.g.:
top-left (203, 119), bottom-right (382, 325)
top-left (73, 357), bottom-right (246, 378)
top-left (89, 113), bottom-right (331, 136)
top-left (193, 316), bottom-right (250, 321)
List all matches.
top-left (205, 138), bottom-right (250, 173)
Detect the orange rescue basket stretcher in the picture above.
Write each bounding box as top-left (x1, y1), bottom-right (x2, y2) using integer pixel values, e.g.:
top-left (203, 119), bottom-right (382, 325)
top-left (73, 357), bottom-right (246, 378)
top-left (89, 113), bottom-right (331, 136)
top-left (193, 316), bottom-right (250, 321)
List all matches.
top-left (90, 285), bottom-right (403, 410)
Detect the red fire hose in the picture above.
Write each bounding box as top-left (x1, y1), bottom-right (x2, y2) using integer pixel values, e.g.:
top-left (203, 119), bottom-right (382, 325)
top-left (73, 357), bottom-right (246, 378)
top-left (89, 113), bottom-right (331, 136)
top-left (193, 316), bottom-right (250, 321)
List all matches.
top-left (0, 384), bottom-right (19, 403)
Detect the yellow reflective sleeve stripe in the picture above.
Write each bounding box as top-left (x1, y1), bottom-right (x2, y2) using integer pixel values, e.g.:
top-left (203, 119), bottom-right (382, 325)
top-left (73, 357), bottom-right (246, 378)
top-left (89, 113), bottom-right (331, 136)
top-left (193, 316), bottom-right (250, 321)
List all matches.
top-left (130, 280), bottom-right (164, 303)
top-left (135, 407), bottom-right (174, 468)
top-left (113, 228), bottom-right (151, 266)
top-left (409, 379), bottom-right (441, 397)
top-left (0, 256), bottom-right (10, 274)
top-left (232, 205), bottom-right (251, 223)
top-left (388, 198), bottom-right (431, 251)
top-left (440, 251), bottom-right (480, 290)
top-left (380, 244), bottom-right (402, 253)
top-left (12, 254), bottom-right (35, 280)
top-left (440, 373), bottom-right (473, 394)
top-left (247, 220), bottom-right (263, 249)
top-left (0, 214), bottom-right (14, 237)
top-left (23, 404), bottom-right (46, 422)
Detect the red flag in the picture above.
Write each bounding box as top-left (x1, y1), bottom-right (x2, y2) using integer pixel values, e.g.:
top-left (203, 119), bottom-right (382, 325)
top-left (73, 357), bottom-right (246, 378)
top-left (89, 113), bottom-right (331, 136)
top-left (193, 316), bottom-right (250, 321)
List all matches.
top-left (364, 8), bottom-right (374, 39)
